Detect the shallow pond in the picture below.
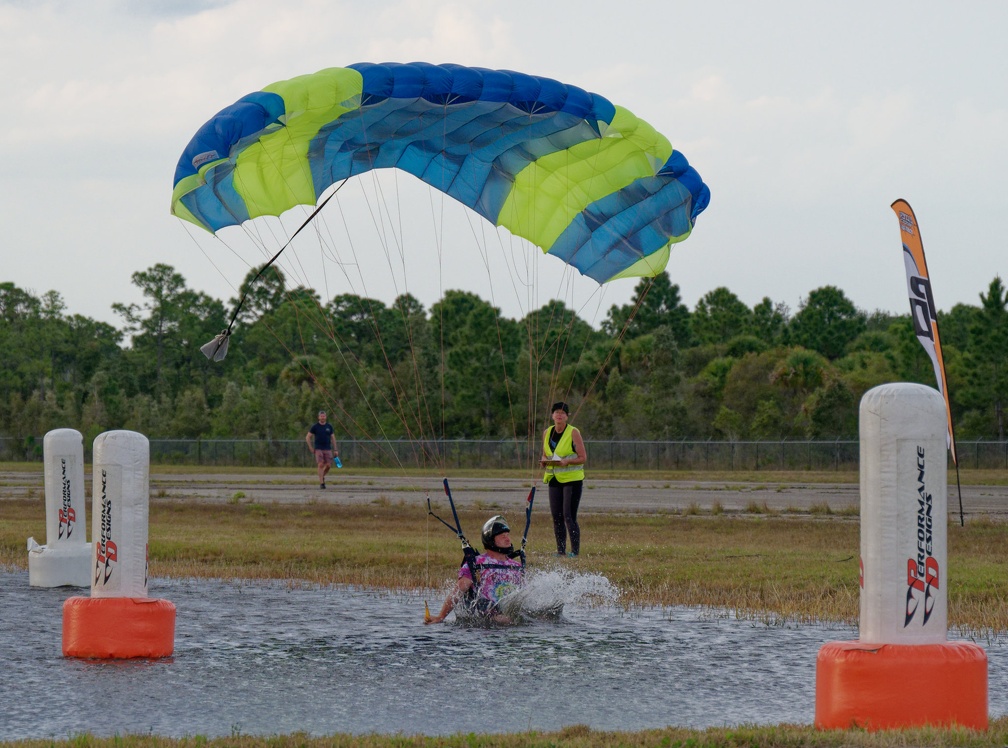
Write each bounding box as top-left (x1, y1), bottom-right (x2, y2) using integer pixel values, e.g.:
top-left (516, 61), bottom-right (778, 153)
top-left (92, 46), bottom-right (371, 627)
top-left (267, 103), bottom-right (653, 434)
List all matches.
top-left (0, 569), bottom-right (1001, 740)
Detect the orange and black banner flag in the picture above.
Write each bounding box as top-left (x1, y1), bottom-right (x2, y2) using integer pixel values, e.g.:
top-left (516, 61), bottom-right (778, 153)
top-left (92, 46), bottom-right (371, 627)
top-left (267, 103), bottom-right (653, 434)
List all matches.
top-left (891, 199), bottom-right (958, 466)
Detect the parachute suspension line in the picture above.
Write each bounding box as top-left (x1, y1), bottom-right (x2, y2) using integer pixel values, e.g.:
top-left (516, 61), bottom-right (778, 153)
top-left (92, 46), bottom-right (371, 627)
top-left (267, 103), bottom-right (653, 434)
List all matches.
top-left (383, 176), bottom-right (445, 467)
top-left (485, 239), bottom-right (524, 471)
top-left (433, 104), bottom-right (452, 464)
top-left (314, 135), bottom-right (447, 472)
top-left (247, 299), bottom-right (415, 473)
top-left (377, 180), bottom-right (443, 460)
top-left (523, 135), bottom-right (607, 434)
top-left (419, 180), bottom-right (446, 463)
top-left (458, 197), bottom-right (527, 469)
top-left (318, 136), bottom-right (422, 460)
top-left (309, 196), bottom-right (414, 460)
top-left (175, 220), bottom-right (245, 301)
top-left (460, 200), bottom-right (547, 472)
top-left (319, 176), bottom-right (444, 470)
top-left (425, 491), bottom-right (431, 593)
top-left (189, 168), bottom-right (310, 301)
top-left (333, 102), bottom-right (462, 471)
top-left (381, 167), bottom-right (449, 470)
top-left (199, 182), bottom-right (347, 361)
top-left (543, 138), bottom-right (575, 415)
top-left (528, 228), bottom-right (548, 472)
top-left (553, 136), bottom-right (608, 411)
top-left (575, 275), bottom-right (658, 417)
top-left (337, 175), bottom-right (444, 469)
top-left (326, 187), bottom-right (426, 437)
top-left (242, 183), bottom-right (421, 471)
top-left (359, 168), bottom-right (412, 303)
top-left (217, 181), bottom-right (435, 471)
top-left (183, 181), bottom-right (364, 441)
top-left (419, 212), bottom-right (449, 459)
top-left (518, 133), bottom-right (551, 471)
top-left (541, 119), bottom-right (611, 415)
top-left (547, 275), bottom-right (614, 418)
top-left (372, 170), bottom-right (447, 469)
top-left (533, 87), bottom-right (657, 421)
top-left (307, 137), bottom-right (443, 470)
top-left (234, 124), bottom-right (344, 293)
top-left (537, 270), bottom-right (584, 429)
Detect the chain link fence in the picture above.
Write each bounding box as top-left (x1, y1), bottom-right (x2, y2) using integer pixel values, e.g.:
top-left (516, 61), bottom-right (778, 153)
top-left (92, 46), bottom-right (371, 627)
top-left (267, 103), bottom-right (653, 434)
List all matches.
top-left (3, 435), bottom-right (1006, 471)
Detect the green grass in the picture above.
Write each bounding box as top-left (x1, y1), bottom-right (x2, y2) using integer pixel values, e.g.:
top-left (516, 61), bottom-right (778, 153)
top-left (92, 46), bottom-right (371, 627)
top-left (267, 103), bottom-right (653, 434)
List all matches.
top-left (4, 720), bottom-right (1008, 747)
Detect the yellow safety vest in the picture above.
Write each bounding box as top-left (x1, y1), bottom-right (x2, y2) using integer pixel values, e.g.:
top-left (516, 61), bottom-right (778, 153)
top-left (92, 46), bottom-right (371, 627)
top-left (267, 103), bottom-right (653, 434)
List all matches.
top-left (542, 425), bottom-right (585, 484)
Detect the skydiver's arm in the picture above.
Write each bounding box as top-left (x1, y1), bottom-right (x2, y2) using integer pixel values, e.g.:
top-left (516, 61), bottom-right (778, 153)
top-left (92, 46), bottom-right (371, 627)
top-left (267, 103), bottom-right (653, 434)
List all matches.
top-left (426, 576), bottom-right (473, 624)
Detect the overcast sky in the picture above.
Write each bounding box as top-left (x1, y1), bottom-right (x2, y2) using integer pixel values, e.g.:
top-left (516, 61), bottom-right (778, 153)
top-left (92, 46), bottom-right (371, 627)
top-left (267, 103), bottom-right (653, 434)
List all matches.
top-left (2, 0), bottom-right (1005, 330)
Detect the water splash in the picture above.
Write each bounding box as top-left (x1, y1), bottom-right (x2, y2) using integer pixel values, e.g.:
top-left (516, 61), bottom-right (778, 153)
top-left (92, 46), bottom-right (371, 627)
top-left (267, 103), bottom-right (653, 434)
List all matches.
top-left (497, 567), bottom-right (621, 619)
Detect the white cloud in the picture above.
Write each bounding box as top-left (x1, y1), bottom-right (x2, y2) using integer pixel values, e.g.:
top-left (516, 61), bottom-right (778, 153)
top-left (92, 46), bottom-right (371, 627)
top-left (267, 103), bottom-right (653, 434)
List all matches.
top-left (0, 0), bottom-right (1006, 328)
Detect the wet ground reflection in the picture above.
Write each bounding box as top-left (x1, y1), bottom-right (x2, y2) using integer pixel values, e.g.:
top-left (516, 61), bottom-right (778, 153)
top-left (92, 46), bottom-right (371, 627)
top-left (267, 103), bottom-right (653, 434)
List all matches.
top-left (1, 570), bottom-right (1001, 740)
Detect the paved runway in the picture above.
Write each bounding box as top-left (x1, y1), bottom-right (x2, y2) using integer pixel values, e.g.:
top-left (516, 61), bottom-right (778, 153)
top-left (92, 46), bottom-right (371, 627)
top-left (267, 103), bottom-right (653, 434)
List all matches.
top-left (2, 468), bottom-right (1005, 519)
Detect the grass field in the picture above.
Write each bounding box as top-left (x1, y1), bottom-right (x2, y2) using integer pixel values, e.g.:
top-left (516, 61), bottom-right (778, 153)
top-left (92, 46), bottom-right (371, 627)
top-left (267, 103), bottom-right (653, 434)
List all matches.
top-left (3, 721), bottom-right (1008, 747)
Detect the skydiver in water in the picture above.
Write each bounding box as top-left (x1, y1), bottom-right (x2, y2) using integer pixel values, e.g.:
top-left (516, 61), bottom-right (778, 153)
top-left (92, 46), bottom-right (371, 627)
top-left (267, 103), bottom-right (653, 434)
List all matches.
top-left (425, 515), bottom-right (524, 625)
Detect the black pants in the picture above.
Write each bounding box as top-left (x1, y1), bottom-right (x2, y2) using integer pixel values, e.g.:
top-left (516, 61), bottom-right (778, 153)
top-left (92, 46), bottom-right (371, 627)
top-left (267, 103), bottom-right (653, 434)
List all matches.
top-left (548, 478), bottom-right (582, 555)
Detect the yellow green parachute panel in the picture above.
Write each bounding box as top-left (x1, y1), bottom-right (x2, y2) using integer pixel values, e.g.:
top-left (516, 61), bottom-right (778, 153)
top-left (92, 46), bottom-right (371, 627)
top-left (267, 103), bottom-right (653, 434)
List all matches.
top-left (172, 62), bottom-right (710, 284)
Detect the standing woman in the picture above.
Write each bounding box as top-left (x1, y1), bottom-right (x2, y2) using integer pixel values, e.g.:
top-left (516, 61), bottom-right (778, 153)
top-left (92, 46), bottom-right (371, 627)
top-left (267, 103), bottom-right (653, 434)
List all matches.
top-left (540, 401), bottom-right (586, 557)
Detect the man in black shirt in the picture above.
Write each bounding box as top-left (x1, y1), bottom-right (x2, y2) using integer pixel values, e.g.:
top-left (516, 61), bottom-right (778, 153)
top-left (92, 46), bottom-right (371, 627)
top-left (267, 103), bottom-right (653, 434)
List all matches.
top-left (306, 410), bottom-right (338, 488)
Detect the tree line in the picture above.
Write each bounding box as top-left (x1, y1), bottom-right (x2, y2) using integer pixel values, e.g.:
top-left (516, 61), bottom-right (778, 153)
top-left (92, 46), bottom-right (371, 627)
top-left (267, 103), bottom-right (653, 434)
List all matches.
top-left (1, 263), bottom-right (1006, 449)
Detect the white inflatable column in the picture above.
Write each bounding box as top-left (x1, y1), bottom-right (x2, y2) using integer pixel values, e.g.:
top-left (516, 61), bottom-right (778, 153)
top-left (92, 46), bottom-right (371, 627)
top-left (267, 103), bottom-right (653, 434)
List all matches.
top-left (63, 430), bottom-right (175, 659)
top-left (28, 428), bottom-right (92, 587)
top-left (816, 383), bottom-right (986, 731)
top-left (859, 382), bottom-right (947, 642)
top-left (91, 430), bottom-right (150, 597)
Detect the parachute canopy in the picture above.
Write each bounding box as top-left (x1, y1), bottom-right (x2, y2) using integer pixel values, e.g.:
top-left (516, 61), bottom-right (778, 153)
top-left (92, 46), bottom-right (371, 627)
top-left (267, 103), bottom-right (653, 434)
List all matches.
top-left (172, 62), bottom-right (710, 284)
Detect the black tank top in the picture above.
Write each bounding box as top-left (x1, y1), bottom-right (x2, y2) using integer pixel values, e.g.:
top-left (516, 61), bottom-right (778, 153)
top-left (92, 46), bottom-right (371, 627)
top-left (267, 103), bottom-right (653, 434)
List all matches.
top-left (549, 427), bottom-right (563, 452)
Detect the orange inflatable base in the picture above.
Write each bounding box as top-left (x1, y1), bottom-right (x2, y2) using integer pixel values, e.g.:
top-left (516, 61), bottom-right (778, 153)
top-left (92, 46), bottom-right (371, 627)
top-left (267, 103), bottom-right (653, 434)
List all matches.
top-left (815, 640), bottom-right (988, 731)
top-left (63, 596), bottom-right (176, 659)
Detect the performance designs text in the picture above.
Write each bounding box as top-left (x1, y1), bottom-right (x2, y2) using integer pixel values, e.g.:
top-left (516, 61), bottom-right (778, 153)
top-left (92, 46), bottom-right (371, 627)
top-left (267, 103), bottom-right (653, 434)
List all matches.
top-left (94, 469), bottom-right (117, 586)
top-left (57, 458), bottom-right (75, 540)
top-left (905, 446), bottom-right (939, 626)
